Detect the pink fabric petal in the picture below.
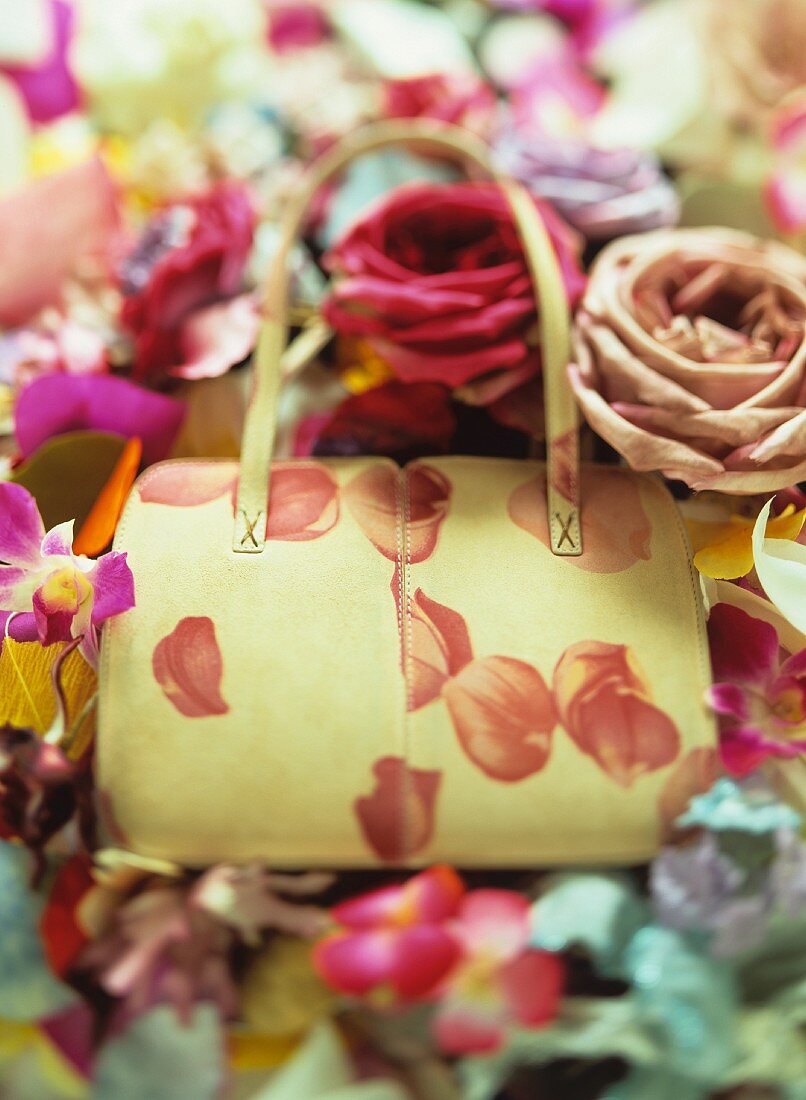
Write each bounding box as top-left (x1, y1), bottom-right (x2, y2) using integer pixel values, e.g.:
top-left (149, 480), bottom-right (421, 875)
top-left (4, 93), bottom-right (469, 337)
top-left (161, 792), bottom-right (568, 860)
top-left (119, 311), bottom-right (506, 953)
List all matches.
top-left (434, 999), bottom-right (506, 1055)
top-left (138, 465), bottom-right (236, 507)
top-left (707, 603), bottom-right (779, 687)
top-left (0, 482), bottom-right (46, 567)
top-left (40, 520), bottom-right (74, 558)
top-left (354, 756), bottom-right (442, 862)
top-left (499, 949), bottom-right (564, 1028)
top-left (87, 552), bottom-right (135, 625)
top-left (15, 373), bottom-right (185, 466)
top-left (0, 157), bottom-right (118, 328)
top-left (706, 682), bottom-right (750, 721)
top-left (456, 890), bottom-right (530, 958)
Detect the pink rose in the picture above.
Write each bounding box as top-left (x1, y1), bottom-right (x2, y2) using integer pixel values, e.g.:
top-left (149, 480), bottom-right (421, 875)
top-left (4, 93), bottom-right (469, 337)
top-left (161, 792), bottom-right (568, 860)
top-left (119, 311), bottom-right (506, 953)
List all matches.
top-left (120, 183), bottom-right (256, 380)
top-left (385, 73), bottom-right (498, 138)
top-left (571, 228), bottom-right (806, 492)
top-left (324, 182), bottom-right (585, 399)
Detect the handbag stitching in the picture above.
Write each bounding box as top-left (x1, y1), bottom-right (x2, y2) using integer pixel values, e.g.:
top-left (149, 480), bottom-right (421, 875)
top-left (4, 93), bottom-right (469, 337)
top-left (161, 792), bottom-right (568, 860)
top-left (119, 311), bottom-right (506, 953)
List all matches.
top-left (402, 466), bottom-right (414, 861)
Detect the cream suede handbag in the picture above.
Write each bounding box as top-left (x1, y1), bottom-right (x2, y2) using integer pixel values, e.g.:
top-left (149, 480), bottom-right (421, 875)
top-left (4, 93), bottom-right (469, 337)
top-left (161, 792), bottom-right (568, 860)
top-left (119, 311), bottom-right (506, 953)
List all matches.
top-left (98, 121), bottom-right (716, 868)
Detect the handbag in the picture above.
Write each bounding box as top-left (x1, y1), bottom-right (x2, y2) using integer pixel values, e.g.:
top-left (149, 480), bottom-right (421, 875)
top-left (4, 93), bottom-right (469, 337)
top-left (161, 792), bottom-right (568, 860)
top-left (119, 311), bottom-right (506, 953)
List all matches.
top-left (98, 120), bottom-right (717, 868)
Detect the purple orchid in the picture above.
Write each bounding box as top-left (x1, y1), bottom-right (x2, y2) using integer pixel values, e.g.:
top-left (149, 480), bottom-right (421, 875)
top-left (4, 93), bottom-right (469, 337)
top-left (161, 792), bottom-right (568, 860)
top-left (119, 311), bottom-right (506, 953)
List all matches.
top-left (706, 603), bottom-right (806, 777)
top-left (0, 483), bottom-right (134, 661)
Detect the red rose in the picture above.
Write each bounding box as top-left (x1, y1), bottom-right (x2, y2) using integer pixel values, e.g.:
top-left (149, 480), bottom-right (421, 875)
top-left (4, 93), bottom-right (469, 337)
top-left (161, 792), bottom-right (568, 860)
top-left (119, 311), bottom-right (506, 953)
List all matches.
top-left (120, 182), bottom-right (256, 379)
top-left (323, 182), bottom-right (585, 398)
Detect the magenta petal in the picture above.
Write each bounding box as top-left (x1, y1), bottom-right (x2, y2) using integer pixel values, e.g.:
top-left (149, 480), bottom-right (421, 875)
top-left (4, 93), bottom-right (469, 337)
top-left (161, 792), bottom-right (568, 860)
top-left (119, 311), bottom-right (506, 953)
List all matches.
top-left (706, 682), bottom-right (750, 721)
top-left (720, 729), bottom-right (772, 777)
top-left (0, 483), bottom-right (46, 567)
top-left (0, 611), bottom-right (37, 642)
top-left (707, 604), bottom-right (779, 687)
top-left (388, 925), bottom-right (462, 1000)
top-left (88, 553), bottom-right (135, 625)
top-left (332, 884), bottom-right (409, 930)
top-left (434, 1000), bottom-right (505, 1055)
top-left (1, 1), bottom-right (79, 125)
top-left (314, 930), bottom-right (398, 995)
top-left (32, 585), bottom-right (75, 645)
top-left (779, 647), bottom-right (806, 680)
top-left (15, 374), bottom-right (185, 466)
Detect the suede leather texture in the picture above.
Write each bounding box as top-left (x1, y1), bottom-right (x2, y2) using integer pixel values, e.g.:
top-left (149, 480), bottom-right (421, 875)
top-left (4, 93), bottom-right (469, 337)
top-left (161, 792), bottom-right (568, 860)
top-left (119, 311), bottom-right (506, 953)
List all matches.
top-left (97, 455), bottom-right (716, 867)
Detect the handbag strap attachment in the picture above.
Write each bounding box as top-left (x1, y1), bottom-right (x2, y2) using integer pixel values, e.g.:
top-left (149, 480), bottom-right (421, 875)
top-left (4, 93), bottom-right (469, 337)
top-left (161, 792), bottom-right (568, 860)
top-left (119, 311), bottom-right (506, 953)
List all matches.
top-left (233, 119), bottom-right (582, 557)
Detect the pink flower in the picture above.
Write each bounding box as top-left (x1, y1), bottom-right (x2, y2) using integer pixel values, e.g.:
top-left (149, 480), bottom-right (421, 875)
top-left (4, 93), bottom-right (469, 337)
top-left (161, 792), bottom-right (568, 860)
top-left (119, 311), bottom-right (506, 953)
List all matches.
top-left (434, 889), bottom-right (563, 1055)
top-left (0, 483), bottom-right (134, 653)
top-left (266, 2), bottom-right (330, 53)
top-left (385, 73), bottom-right (498, 138)
top-left (313, 866), bottom-right (464, 1001)
top-left (765, 94), bottom-right (806, 236)
top-left (706, 603), bottom-right (806, 776)
top-left (324, 182), bottom-right (585, 400)
top-left (120, 183), bottom-right (256, 380)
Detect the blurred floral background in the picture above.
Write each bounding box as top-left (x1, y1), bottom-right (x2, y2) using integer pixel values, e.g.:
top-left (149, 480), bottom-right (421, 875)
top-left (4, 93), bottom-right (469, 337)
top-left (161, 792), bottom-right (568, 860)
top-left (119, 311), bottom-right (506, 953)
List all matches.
top-left (0, 1), bottom-right (805, 1097)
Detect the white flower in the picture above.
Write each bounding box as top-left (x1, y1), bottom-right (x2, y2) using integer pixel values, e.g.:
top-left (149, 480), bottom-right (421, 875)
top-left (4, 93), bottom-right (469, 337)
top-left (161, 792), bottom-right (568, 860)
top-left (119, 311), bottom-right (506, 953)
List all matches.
top-left (72, 0), bottom-right (269, 137)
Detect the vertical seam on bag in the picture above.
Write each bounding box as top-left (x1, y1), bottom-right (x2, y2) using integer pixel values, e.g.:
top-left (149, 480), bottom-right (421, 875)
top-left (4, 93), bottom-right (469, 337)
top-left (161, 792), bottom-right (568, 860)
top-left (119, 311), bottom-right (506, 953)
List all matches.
top-left (394, 467), bottom-right (410, 859)
top-left (402, 467), bottom-right (414, 860)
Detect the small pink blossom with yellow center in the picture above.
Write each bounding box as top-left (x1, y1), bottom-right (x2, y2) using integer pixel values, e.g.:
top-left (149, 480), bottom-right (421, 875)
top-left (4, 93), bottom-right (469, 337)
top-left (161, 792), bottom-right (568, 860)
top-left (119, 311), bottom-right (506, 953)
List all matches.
top-left (0, 483), bottom-right (134, 660)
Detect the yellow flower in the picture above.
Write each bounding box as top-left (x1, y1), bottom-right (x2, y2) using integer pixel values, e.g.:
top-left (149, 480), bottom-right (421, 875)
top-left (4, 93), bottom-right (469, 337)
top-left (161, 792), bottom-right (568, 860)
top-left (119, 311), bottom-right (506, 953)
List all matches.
top-left (689, 503), bottom-right (806, 579)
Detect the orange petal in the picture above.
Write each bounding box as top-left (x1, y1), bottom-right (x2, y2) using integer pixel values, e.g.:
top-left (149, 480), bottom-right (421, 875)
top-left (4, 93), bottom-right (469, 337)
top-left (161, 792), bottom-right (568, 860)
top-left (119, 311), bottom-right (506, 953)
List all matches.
top-left (73, 436), bottom-right (142, 556)
top-left (152, 616), bottom-right (229, 718)
top-left (443, 656), bottom-right (557, 781)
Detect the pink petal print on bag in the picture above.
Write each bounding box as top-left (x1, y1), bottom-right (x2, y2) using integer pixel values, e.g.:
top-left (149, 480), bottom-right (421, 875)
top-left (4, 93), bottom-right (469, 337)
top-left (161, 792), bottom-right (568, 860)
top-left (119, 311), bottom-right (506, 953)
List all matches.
top-left (508, 468), bottom-right (651, 573)
top-left (152, 616), bottom-right (229, 717)
top-left (265, 464), bottom-right (339, 541)
top-left (549, 427), bottom-right (579, 506)
top-left (553, 641), bottom-right (681, 787)
top-left (407, 587), bottom-right (474, 710)
top-left (138, 465), bottom-right (237, 506)
top-left (657, 746), bottom-right (721, 842)
top-left (442, 656), bottom-right (557, 781)
top-left (355, 757), bottom-right (442, 861)
top-left (344, 464), bottom-right (450, 562)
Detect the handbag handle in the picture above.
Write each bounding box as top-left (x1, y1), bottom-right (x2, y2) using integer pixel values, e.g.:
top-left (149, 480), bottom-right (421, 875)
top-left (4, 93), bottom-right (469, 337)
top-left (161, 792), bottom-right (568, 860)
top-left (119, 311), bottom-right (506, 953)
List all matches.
top-left (233, 119), bottom-right (582, 557)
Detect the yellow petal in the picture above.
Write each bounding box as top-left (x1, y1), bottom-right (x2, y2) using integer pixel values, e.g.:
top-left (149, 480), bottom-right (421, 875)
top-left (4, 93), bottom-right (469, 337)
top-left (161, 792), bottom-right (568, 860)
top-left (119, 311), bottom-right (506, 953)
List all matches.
top-left (693, 522), bottom-right (755, 579)
top-left (241, 938), bottom-right (334, 1039)
top-left (765, 503), bottom-right (806, 542)
top-left (0, 639), bottom-right (96, 755)
top-left (336, 337), bottom-right (394, 396)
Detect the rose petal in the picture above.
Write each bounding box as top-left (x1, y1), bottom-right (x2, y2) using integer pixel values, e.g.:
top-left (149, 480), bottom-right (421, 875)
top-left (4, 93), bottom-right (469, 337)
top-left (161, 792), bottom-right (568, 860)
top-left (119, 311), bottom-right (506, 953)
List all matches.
top-left (266, 465), bottom-right (339, 542)
top-left (554, 642), bottom-right (681, 786)
top-left (354, 756), bottom-right (442, 862)
top-left (509, 468), bottom-right (651, 574)
top-left (152, 616), bottom-right (229, 718)
top-left (443, 656), bottom-right (557, 781)
top-left (171, 295), bottom-right (259, 381)
top-left (0, 482), bottom-right (46, 567)
top-left (138, 465), bottom-right (236, 507)
top-left (314, 925), bottom-right (460, 1000)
